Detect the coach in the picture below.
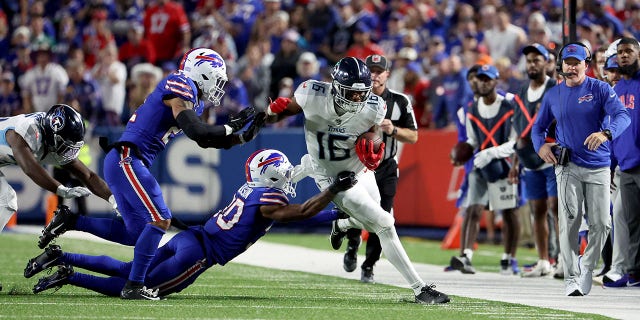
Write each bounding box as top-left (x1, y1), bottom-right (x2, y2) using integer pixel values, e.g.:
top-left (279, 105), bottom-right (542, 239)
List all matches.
top-left (532, 43), bottom-right (630, 297)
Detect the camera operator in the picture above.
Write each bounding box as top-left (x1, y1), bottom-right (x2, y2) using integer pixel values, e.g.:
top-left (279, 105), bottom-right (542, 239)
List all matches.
top-left (532, 43), bottom-right (630, 296)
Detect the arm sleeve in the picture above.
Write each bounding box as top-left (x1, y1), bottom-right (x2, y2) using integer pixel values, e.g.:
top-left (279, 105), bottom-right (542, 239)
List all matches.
top-left (465, 114), bottom-right (479, 150)
top-left (176, 109), bottom-right (228, 144)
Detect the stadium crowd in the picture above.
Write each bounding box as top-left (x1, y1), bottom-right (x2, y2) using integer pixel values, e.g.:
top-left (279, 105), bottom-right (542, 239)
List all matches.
top-left (0, 0), bottom-right (636, 130)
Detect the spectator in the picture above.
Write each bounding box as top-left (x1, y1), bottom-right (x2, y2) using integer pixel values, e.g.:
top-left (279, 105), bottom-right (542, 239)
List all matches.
top-left (82, 8), bottom-right (116, 68)
top-left (269, 29), bottom-right (301, 100)
top-left (236, 41), bottom-right (271, 110)
top-left (387, 46), bottom-right (417, 92)
top-left (92, 44), bottom-right (127, 126)
top-left (293, 51), bottom-right (321, 89)
top-left (318, 0), bottom-right (357, 65)
top-left (143, 0), bottom-right (191, 65)
top-left (402, 61), bottom-right (430, 128)
top-left (482, 6), bottom-right (527, 65)
top-left (127, 63), bottom-right (162, 115)
top-left (345, 22), bottom-right (384, 60)
top-left (64, 59), bottom-right (101, 125)
top-left (118, 23), bottom-right (157, 72)
top-left (52, 12), bottom-right (82, 66)
top-left (0, 71), bottom-right (21, 116)
top-left (19, 42), bottom-right (68, 113)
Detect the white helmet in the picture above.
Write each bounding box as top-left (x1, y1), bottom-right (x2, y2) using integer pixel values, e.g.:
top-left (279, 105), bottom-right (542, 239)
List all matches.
top-left (179, 48), bottom-right (228, 106)
top-left (245, 149), bottom-right (296, 197)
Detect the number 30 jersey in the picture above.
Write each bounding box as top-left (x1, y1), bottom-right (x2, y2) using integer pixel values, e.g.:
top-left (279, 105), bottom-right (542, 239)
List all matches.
top-left (294, 80), bottom-right (386, 177)
top-left (200, 184), bottom-right (289, 265)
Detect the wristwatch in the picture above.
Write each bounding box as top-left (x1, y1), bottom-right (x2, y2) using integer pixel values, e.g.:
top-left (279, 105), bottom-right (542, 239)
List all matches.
top-left (602, 129), bottom-right (612, 141)
top-left (391, 127), bottom-right (398, 137)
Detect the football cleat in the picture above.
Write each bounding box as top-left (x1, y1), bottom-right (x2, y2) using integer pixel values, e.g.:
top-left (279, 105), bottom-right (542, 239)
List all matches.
top-left (415, 284), bottom-right (450, 304)
top-left (24, 245), bottom-right (63, 278)
top-left (361, 266), bottom-right (374, 283)
top-left (33, 264), bottom-right (73, 294)
top-left (120, 285), bottom-right (160, 301)
top-left (450, 255), bottom-right (476, 274)
top-left (343, 231), bottom-right (360, 272)
top-left (329, 220), bottom-right (347, 250)
top-left (521, 260), bottom-right (552, 278)
top-left (38, 205), bottom-right (79, 249)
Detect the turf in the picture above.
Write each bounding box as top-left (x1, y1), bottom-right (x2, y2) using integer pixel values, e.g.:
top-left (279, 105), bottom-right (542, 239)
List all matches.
top-left (0, 233), bottom-right (610, 320)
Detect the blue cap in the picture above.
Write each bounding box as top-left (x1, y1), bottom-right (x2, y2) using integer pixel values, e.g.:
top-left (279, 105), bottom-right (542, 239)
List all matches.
top-left (605, 54), bottom-right (619, 70)
top-left (406, 61), bottom-right (422, 73)
top-left (522, 43), bottom-right (549, 61)
top-left (477, 64), bottom-right (499, 79)
top-left (354, 22), bottom-right (371, 33)
top-left (561, 43), bottom-right (588, 61)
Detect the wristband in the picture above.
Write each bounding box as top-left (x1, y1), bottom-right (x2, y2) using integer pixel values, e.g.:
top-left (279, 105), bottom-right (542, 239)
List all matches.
top-left (391, 127), bottom-right (398, 136)
top-left (266, 107), bottom-right (276, 116)
top-left (224, 125), bottom-right (233, 136)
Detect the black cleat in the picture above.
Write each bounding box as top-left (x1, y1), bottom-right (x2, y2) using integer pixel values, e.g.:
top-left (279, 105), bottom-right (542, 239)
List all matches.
top-left (361, 266), bottom-right (374, 283)
top-left (450, 255), bottom-right (476, 274)
top-left (24, 245), bottom-right (63, 278)
top-left (415, 284), bottom-right (450, 304)
top-left (38, 205), bottom-right (79, 249)
top-left (343, 232), bottom-right (360, 272)
top-left (33, 264), bottom-right (73, 294)
top-left (120, 284), bottom-right (160, 301)
top-left (330, 220), bottom-right (347, 250)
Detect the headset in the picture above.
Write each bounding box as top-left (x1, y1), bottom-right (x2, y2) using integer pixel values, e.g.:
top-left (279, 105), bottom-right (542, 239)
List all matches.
top-left (556, 41), bottom-right (592, 75)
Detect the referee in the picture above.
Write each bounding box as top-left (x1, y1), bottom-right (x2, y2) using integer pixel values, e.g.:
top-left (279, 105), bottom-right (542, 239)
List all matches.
top-left (344, 54), bottom-right (419, 283)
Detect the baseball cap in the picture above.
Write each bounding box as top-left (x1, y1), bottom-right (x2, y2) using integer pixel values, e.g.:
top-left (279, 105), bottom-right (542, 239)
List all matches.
top-left (1, 72), bottom-right (14, 82)
top-left (561, 43), bottom-right (588, 61)
top-left (604, 54), bottom-right (619, 70)
top-left (522, 43), bottom-right (549, 61)
top-left (365, 54), bottom-right (390, 71)
top-left (476, 64), bottom-right (499, 79)
top-left (406, 61), bottom-right (422, 73)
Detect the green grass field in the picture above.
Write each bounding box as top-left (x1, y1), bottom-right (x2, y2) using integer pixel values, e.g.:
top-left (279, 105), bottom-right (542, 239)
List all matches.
top-left (0, 232), bottom-right (610, 320)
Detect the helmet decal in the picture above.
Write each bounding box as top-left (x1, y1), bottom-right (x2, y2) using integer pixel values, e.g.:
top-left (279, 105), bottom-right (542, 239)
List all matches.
top-left (49, 107), bottom-right (66, 132)
top-left (194, 54), bottom-right (224, 68)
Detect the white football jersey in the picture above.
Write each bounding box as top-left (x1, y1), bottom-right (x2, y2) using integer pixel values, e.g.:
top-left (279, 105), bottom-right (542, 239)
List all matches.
top-left (295, 80), bottom-right (386, 177)
top-left (0, 113), bottom-right (69, 167)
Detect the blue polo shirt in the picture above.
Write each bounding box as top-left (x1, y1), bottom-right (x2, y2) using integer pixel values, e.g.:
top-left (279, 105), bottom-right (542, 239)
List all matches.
top-left (532, 77), bottom-right (630, 169)
top-left (612, 71), bottom-right (640, 171)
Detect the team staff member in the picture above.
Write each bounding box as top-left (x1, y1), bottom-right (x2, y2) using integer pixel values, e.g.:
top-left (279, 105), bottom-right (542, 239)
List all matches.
top-left (509, 43), bottom-right (558, 277)
top-left (532, 43), bottom-right (630, 296)
top-left (343, 54), bottom-right (418, 283)
top-left (604, 38), bottom-right (640, 287)
top-left (450, 64), bottom-right (520, 276)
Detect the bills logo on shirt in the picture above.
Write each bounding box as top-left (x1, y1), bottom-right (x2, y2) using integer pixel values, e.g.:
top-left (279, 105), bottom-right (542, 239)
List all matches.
top-left (577, 94), bottom-right (594, 104)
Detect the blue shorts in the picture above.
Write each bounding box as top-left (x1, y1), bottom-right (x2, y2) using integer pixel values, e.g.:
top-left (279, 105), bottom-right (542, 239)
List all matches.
top-left (522, 166), bottom-right (557, 200)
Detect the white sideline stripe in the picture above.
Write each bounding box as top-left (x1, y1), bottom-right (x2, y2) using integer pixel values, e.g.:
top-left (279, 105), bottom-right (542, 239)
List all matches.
top-left (11, 226), bottom-right (640, 319)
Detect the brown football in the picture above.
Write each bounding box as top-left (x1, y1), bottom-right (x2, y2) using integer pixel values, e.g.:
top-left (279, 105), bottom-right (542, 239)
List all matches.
top-left (357, 132), bottom-right (383, 153)
top-left (450, 141), bottom-right (474, 164)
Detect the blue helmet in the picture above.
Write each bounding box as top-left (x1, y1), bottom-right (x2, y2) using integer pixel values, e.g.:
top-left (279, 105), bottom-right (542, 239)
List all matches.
top-left (331, 57), bottom-right (372, 113)
top-left (40, 104), bottom-right (85, 163)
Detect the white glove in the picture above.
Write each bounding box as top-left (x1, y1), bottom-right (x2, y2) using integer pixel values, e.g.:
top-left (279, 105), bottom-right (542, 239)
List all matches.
top-left (473, 147), bottom-right (498, 169)
top-left (291, 154), bottom-right (327, 183)
top-left (56, 185), bottom-right (92, 199)
top-left (108, 195), bottom-right (121, 216)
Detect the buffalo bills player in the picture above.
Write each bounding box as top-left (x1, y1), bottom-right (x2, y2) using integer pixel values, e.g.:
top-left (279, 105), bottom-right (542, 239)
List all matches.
top-left (265, 57), bottom-right (450, 304)
top-left (26, 149), bottom-right (356, 298)
top-left (0, 104), bottom-right (114, 232)
top-left (37, 48), bottom-right (265, 300)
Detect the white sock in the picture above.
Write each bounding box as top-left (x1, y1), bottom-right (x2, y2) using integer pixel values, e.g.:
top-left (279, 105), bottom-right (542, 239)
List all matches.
top-left (501, 253), bottom-right (510, 260)
top-left (463, 248), bottom-right (473, 261)
top-left (377, 227), bottom-right (425, 295)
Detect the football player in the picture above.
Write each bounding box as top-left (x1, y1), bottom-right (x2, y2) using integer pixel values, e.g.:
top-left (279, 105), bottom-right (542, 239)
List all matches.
top-left (26, 149), bottom-right (357, 298)
top-left (264, 57), bottom-right (450, 304)
top-left (37, 48), bottom-right (265, 300)
top-left (0, 104), bottom-right (114, 232)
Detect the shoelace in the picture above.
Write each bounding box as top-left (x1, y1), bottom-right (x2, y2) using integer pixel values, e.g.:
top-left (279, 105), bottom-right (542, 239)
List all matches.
top-left (422, 284), bottom-right (438, 294)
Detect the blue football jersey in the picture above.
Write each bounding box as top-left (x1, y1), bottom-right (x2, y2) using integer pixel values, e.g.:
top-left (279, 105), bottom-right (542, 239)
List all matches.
top-left (119, 71), bottom-right (204, 165)
top-left (201, 184), bottom-right (289, 265)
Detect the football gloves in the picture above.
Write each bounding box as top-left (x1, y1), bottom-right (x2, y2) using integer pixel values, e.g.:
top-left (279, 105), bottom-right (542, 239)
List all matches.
top-left (267, 97), bottom-right (291, 115)
top-left (56, 185), bottom-right (92, 199)
top-left (226, 106), bottom-right (257, 132)
top-left (239, 112), bottom-right (266, 144)
top-left (355, 139), bottom-right (385, 170)
top-left (328, 171), bottom-right (357, 194)
top-left (473, 147), bottom-right (498, 169)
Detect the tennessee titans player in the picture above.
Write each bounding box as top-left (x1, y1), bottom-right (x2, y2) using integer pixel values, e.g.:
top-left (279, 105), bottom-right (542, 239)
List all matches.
top-left (37, 48), bottom-right (265, 300)
top-left (26, 149), bottom-right (356, 298)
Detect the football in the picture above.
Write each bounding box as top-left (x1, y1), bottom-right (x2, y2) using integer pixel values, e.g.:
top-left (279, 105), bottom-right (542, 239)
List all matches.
top-left (450, 141), bottom-right (474, 165)
top-left (357, 132), bottom-right (383, 153)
